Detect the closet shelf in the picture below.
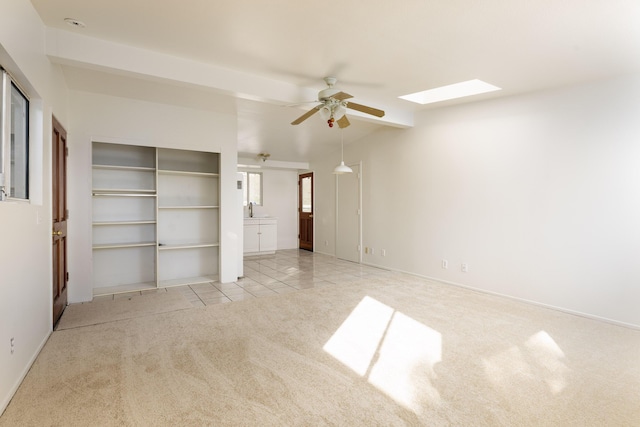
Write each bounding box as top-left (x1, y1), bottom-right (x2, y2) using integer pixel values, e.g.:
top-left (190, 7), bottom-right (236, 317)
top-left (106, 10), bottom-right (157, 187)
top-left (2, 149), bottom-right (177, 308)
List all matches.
top-left (93, 164), bottom-right (155, 172)
top-left (93, 282), bottom-right (158, 296)
top-left (93, 220), bottom-right (156, 226)
top-left (93, 190), bottom-right (157, 197)
top-left (93, 164), bottom-right (156, 172)
top-left (157, 169), bottom-right (219, 177)
top-left (158, 205), bottom-right (219, 209)
top-left (93, 242), bottom-right (157, 250)
top-left (159, 275), bottom-right (219, 288)
top-left (158, 242), bottom-right (219, 250)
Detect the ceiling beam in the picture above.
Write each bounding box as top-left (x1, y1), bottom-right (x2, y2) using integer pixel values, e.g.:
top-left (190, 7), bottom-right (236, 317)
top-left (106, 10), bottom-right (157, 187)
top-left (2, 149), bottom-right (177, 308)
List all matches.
top-left (45, 28), bottom-right (413, 128)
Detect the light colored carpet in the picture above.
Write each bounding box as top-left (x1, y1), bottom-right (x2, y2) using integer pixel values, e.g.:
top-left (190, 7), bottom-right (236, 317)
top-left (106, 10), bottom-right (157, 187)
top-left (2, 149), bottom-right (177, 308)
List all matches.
top-left (56, 291), bottom-right (193, 330)
top-left (2, 274), bottom-right (639, 426)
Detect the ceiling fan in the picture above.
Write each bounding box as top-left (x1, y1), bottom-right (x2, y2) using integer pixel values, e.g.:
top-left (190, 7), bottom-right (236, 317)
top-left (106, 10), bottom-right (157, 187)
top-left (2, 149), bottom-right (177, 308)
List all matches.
top-left (291, 77), bottom-right (385, 129)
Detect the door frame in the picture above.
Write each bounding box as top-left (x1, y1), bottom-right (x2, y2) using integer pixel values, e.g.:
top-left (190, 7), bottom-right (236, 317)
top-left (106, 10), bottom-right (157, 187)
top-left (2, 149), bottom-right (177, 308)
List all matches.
top-left (335, 161), bottom-right (362, 263)
top-left (298, 172), bottom-right (314, 251)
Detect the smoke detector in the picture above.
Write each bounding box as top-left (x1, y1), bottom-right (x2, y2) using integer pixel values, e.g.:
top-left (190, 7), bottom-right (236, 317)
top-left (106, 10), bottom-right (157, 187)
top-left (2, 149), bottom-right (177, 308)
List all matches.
top-left (64, 18), bottom-right (86, 28)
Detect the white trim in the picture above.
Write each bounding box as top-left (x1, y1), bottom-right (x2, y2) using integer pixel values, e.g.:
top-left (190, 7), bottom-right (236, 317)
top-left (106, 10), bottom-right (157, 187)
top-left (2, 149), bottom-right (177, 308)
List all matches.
top-left (355, 161), bottom-right (362, 263)
top-left (1, 70), bottom-right (30, 201)
top-left (1, 70), bottom-right (9, 200)
top-left (335, 161), bottom-right (362, 263)
top-left (0, 65), bottom-right (30, 101)
top-left (362, 262), bottom-right (640, 331)
top-left (314, 249), bottom-right (334, 258)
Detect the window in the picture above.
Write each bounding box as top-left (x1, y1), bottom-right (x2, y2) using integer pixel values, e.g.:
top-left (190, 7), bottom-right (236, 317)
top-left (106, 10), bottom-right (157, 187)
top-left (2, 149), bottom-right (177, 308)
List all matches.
top-left (1, 69), bottom-right (29, 201)
top-left (241, 171), bottom-right (262, 206)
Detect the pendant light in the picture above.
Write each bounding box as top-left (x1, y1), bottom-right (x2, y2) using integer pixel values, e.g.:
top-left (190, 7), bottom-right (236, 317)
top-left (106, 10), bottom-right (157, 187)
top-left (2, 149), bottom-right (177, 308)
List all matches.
top-left (333, 129), bottom-right (353, 175)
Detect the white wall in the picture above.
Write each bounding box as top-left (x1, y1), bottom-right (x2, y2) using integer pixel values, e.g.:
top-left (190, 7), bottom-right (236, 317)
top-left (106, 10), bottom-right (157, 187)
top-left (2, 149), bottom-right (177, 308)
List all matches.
top-left (246, 168), bottom-right (299, 250)
top-left (67, 90), bottom-right (239, 302)
top-left (312, 74), bottom-right (640, 328)
top-left (0, 0), bottom-right (70, 414)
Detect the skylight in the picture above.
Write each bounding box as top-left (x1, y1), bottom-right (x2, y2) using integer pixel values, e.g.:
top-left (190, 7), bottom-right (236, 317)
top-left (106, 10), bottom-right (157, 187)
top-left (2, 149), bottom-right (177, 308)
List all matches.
top-left (399, 79), bottom-right (501, 105)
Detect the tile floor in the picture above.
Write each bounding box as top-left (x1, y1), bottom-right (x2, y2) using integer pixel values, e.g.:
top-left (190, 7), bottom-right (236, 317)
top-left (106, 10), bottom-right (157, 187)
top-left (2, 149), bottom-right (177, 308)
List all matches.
top-left (93, 249), bottom-right (394, 307)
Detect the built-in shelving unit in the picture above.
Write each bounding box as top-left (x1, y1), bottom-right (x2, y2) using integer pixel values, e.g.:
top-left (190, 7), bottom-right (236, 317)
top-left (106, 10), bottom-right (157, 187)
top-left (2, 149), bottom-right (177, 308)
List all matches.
top-left (156, 148), bottom-right (220, 288)
top-left (91, 142), bottom-right (220, 295)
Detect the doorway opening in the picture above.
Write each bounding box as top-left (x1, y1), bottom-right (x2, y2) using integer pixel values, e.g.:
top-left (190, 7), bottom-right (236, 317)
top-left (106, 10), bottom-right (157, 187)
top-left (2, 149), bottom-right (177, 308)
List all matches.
top-left (299, 172), bottom-right (313, 251)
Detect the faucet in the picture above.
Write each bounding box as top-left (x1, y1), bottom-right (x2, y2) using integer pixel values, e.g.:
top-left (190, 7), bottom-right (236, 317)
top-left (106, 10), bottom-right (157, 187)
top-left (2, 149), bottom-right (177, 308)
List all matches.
top-left (248, 202), bottom-right (253, 218)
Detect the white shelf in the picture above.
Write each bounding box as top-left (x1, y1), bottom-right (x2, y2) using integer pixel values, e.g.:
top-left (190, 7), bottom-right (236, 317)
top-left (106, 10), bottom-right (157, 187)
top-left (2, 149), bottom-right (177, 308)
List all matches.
top-left (93, 220), bottom-right (156, 226)
top-left (159, 275), bottom-right (218, 288)
top-left (93, 164), bottom-right (156, 172)
top-left (158, 205), bottom-right (219, 209)
top-left (93, 281), bottom-right (158, 296)
top-left (93, 191), bottom-right (157, 197)
top-left (158, 242), bottom-right (219, 250)
top-left (93, 242), bottom-right (157, 250)
top-left (158, 169), bottom-right (219, 177)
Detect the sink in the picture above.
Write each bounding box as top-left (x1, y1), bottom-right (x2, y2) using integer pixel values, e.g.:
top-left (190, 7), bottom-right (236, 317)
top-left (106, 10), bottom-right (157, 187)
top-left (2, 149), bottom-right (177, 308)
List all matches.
top-left (245, 203), bottom-right (270, 218)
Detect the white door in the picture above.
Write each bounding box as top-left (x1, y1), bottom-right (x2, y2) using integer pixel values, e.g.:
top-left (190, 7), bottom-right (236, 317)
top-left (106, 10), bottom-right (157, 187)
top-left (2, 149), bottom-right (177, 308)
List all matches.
top-left (336, 163), bottom-right (361, 263)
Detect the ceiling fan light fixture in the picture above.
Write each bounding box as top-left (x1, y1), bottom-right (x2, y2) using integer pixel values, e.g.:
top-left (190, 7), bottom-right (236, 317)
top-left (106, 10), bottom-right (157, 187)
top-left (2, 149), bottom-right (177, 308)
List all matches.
top-left (291, 77), bottom-right (384, 127)
top-left (334, 103), bottom-right (346, 120)
top-left (319, 105), bottom-right (332, 121)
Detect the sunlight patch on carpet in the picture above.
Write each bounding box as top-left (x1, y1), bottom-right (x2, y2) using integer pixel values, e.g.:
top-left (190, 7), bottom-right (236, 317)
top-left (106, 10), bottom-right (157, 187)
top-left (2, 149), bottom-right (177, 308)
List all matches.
top-left (525, 330), bottom-right (568, 394)
top-left (323, 296), bottom-right (442, 413)
top-left (482, 330), bottom-right (568, 395)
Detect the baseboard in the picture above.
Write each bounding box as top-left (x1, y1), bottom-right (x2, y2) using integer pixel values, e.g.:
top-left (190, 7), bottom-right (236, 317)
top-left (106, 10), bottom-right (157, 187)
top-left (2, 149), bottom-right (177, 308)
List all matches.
top-left (364, 262), bottom-right (640, 331)
top-left (439, 276), bottom-right (637, 330)
top-left (314, 249), bottom-right (334, 257)
top-left (0, 330), bottom-right (52, 416)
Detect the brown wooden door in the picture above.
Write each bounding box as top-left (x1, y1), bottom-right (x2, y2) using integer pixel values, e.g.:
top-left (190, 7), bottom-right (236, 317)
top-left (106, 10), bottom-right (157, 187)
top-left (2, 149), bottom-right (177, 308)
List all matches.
top-left (52, 116), bottom-right (68, 326)
top-left (299, 172), bottom-right (313, 251)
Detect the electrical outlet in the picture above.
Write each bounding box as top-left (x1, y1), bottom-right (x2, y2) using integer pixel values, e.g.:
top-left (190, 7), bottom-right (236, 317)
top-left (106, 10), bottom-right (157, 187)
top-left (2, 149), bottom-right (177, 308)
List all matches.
top-left (324, 240), bottom-right (328, 246)
top-left (365, 247), bottom-right (369, 254)
top-left (381, 249), bottom-right (386, 257)
top-left (461, 263), bottom-right (468, 273)
top-left (370, 248), bottom-right (375, 255)
top-left (442, 259), bottom-right (448, 269)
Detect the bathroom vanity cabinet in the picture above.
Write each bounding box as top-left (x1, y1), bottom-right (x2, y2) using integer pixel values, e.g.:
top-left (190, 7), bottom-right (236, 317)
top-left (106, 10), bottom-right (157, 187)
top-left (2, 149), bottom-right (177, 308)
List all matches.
top-left (243, 217), bottom-right (277, 256)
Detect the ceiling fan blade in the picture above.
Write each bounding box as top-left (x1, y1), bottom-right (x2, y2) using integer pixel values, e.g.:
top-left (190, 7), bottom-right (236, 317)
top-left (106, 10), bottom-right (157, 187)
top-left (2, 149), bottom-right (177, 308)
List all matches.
top-left (332, 91), bottom-right (354, 101)
top-left (346, 101), bottom-right (385, 118)
top-left (291, 106), bottom-right (320, 125)
top-left (337, 115), bottom-right (350, 129)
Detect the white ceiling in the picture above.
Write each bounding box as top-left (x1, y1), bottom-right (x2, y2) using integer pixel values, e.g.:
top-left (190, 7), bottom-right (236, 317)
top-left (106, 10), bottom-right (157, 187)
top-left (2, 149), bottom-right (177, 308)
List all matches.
top-left (30, 0), bottom-right (640, 163)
